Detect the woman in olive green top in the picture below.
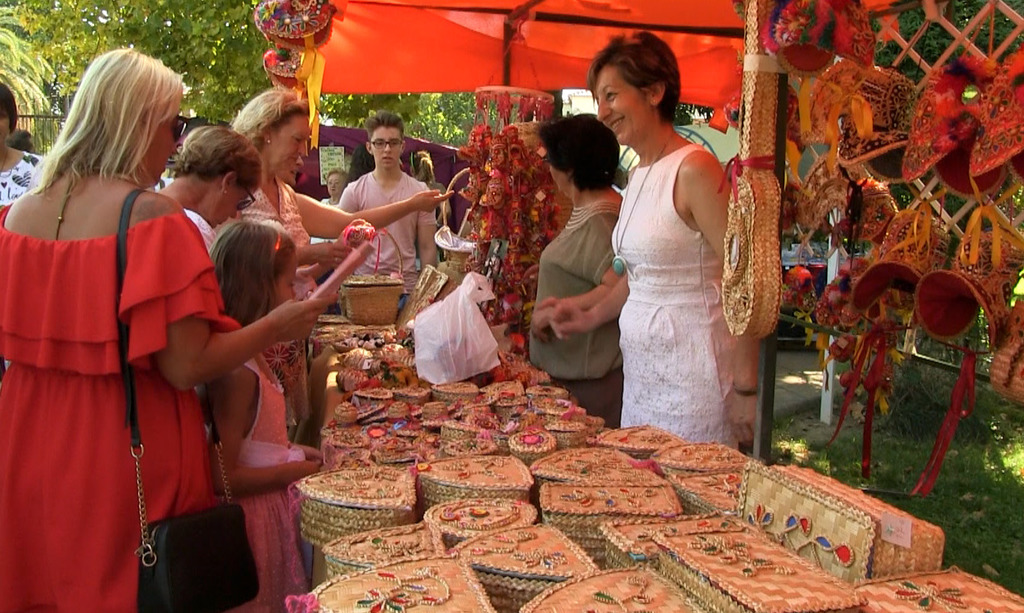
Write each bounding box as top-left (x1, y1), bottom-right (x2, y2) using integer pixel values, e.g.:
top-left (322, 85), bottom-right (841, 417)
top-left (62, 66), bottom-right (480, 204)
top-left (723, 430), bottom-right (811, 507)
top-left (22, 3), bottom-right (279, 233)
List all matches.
top-left (530, 114), bottom-right (624, 426)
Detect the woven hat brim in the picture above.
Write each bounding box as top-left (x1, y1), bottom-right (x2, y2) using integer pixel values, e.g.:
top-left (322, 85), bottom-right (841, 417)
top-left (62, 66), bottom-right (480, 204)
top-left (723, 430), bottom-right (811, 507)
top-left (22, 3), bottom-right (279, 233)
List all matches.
top-left (852, 261), bottom-right (923, 312)
top-left (915, 270), bottom-right (985, 343)
top-left (934, 144), bottom-right (1008, 197)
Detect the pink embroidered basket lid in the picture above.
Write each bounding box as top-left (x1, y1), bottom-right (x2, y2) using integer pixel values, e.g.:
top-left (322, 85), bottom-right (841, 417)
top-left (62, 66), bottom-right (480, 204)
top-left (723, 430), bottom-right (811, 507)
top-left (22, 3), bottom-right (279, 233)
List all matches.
top-left (520, 568), bottom-right (700, 613)
top-left (253, 0), bottom-right (336, 50)
top-left (761, 0), bottom-right (875, 76)
top-left (452, 524), bottom-right (599, 580)
top-left (971, 48), bottom-right (1024, 179)
top-left (539, 483), bottom-right (683, 518)
top-left (668, 471), bottom-right (744, 513)
top-left (595, 426), bottom-right (687, 458)
top-left (856, 568), bottom-right (1024, 612)
top-left (417, 455), bottom-right (533, 491)
top-left (296, 466), bottom-right (416, 510)
top-left (654, 527), bottom-right (865, 613)
top-left (310, 557), bottom-right (497, 613)
top-left (651, 442), bottom-right (751, 474)
top-left (599, 515), bottom-right (747, 564)
top-left (529, 447), bottom-right (659, 485)
top-left (322, 523), bottom-right (446, 571)
top-left (423, 498), bottom-right (538, 541)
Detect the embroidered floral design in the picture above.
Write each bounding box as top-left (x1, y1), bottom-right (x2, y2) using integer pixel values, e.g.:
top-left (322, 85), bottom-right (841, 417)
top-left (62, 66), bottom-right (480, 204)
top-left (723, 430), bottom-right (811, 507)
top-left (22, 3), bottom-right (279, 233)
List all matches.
top-left (747, 503), bottom-right (774, 528)
top-left (780, 515), bottom-right (855, 567)
top-left (688, 535), bottom-right (795, 577)
top-left (893, 581), bottom-right (969, 611)
top-left (355, 567), bottom-right (451, 612)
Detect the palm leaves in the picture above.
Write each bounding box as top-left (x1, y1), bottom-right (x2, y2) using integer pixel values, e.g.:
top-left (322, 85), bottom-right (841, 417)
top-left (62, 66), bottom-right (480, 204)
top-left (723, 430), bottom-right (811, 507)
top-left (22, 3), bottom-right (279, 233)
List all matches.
top-left (0, 6), bottom-right (54, 114)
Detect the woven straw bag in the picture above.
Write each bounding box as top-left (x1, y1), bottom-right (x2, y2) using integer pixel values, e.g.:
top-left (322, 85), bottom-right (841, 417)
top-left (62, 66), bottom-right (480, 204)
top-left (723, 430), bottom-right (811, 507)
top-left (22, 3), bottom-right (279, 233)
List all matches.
top-left (341, 232), bottom-right (404, 325)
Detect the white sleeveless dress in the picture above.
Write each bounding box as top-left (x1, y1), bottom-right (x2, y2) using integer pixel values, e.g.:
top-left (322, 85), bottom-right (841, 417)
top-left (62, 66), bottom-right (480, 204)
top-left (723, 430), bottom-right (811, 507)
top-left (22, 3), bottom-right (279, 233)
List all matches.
top-left (613, 144), bottom-right (737, 446)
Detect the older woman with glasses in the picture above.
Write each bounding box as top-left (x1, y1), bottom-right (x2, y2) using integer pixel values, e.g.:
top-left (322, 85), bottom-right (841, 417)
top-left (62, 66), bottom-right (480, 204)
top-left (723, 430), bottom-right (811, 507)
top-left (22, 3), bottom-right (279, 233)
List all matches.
top-left (162, 125), bottom-right (262, 249)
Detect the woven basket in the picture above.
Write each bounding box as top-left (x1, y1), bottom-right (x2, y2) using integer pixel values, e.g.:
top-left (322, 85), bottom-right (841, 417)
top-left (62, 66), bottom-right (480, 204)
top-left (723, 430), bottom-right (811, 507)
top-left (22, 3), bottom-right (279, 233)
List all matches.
top-left (342, 232), bottom-right (405, 325)
top-left (669, 471), bottom-right (743, 515)
top-left (439, 437), bottom-right (499, 458)
top-left (529, 447), bottom-right (658, 487)
top-left (509, 430), bottom-right (558, 465)
top-left (431, 382), bottom-right (480, 403)
top-left (545, 419), bottom-right (587, 449)
top-left (423, 498), bottom-right (538, 549)
top-left (322, 522), bottom-right (446, 578)
top-left (600, 515), bottom-right (743, 569)
top-left (418, 456), bottom-right (533, 508)
top-left (440, 420), bottom-right (483, 442)
top-left (520, 568), bottom-right (699, 613)
top-left (595, 426), bottom-right (687, 460)
top-left (855, 567), bottom-right (1024, 612)
top-left (651, 442), bottom-right (751, 476)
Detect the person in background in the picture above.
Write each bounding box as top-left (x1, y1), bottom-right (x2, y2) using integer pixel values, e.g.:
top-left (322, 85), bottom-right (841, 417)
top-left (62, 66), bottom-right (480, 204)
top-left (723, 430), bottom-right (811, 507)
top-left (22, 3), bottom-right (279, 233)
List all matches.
top-left (0, 48), bottom-right (328, 611)
top-left (321, 167), bottom-right (346, 207)
top-left (340, 110), bottom-right (438, 299)
top-left (6, 129), bottom-right (34, 154)
top-left (545, 31), bottom-right (759, 447)
top-left (0, 84), bottom-right (42, 205)
top-left (208, 220), bottom-right (324, 611)
top-left (412, 149), bottom-right (450, 227)
top-left (162, 125), bottom-right (262, 249)
top-left (345, 143), bottom-right (375, 189)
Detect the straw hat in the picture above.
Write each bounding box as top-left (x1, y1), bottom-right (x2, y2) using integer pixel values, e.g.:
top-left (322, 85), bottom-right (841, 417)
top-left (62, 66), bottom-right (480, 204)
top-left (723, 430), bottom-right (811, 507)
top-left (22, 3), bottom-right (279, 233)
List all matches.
top-left (794, 156), bottom-right (860, 231)
top-left (806, 60), bottom-right (868, 146)
top-left (903, 56), bottom-right (1006, 196)
top-left (971, 47), bottom-right (1024, 181)
top-left (254, 0), bottom-right (335, 50)
top-left (837, 66), bottom-right (918, 182)
top-left (856, 179), bottom-right (898, 246)
top-left (761, 0), bottom-right (875, 76)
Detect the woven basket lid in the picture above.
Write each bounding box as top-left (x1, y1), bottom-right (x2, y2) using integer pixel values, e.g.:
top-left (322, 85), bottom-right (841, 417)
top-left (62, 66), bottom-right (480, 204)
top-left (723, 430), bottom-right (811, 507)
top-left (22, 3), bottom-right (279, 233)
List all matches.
top-left (600, 515), bottom-right (745, 563)
top-left (296, 466), bottom-right (416, 510)
top-left (525, 384), bottom-right (570, 399)
top-left (596, 426), bottom-right (687, 456)
top-left (668, 471), bottom-right (744, 512)
top-left (509, 429), bottom-right (558, 455)
top-left (856, 567), bottom-right (1024, 612)
top-left (321, 425), bottom-right (371, 450)
top-left (651, 442), bottom-right (751, 473)
top-left (481, 380), bottom-right (526, 397)
top-left (529, 447), bottom-right (654, 484)
top-left (539, 483), bottom-right (683, 518)
top-left (452, 524), bottom-right (598, 580)
top-left (322, 523), bottom-right (446, 571)
top-left (343, 274), bottom-right (404, 288)
top-left (520, 568), bottom-right (699, 613)
top-left (311, 557), bottom-right (496, 613)
top-left (418, 455), bottom-right (533, 490)
top-left (439, 437), bottom-right (499, 458)
top-left (424, 498), bottom-right (538, 540)
top-left (431, 381), bottom-right (480, 398)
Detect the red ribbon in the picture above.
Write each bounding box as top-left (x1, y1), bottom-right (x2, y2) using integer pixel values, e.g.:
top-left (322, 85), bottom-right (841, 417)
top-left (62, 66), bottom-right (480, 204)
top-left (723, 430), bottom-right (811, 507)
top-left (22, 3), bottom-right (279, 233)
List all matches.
top-left (911, 350), bottom-right (977, 496)
top-left (718, 154), bottom-right (775, 202)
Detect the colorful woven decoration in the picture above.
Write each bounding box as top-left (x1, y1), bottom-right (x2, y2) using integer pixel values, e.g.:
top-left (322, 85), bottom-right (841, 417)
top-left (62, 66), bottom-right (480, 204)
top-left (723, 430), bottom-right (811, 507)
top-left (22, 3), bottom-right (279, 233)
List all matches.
top-left (814, 257), bottom-right (870, 331)
top-left (761, 0), bottom-right (875, 76)
top-left (857, 179), bottom-right (897, 246)
top-left (263, 47), bottom-right (301, 89)
top-left (838, 66), bottom-right (918, 183)
top-left (805, 60), bottom-right (873, 161)
top-left (782, 265), bottom-right (817, 313)
top-left (971, 47), bottom-right (1024, 181)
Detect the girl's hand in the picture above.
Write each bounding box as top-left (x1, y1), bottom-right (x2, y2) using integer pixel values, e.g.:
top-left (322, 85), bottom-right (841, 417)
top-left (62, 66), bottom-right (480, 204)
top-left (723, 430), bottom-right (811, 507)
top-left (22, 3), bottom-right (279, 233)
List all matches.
top-left (284, 460), bottom-right (322, 483)
top-left (267, 298), bottom-right (332, 343)
top-left (727, 392), bottom-right (756, 447)
top-left (295, 444), bottom-right (324, 463)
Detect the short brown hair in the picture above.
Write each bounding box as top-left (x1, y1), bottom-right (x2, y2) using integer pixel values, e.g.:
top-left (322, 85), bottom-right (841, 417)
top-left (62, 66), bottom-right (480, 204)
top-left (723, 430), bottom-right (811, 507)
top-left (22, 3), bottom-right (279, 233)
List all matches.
top-left (172, 126), bottom-right (262, 190)
top-left (211, 221), bottom-right (297, 326)
top-left (365, 110), bottom-right (404, 138)
top-left (587, 31), bottom-right (680, 123)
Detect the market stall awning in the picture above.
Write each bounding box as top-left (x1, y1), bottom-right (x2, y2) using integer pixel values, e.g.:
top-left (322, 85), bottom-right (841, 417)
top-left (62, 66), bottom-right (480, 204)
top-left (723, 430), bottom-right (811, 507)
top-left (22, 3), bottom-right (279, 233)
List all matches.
top-left (319, 0), bottom-right (907, 110)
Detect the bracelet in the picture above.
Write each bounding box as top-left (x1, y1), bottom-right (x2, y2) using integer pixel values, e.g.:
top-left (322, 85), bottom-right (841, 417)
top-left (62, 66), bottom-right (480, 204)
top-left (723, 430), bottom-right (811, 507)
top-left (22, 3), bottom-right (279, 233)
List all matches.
top-left (733, 386), bottom-right (758, 397)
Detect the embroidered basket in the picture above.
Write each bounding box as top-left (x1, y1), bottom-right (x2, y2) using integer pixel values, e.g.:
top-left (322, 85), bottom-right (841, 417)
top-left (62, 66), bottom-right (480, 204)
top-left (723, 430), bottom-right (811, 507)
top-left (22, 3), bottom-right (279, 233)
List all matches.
top-left (751, 464), bottom-right (945, 580)
top-left (431, 381), bottom-right (480, 403)
top-left (669, 471), bottom-right (744, 515)
top-left (600, 515), bottom-right (744, 569)
top-left (526, 385), bottom-right (570, 401)
top-left (520, 568), bottom-right (700, 613)
top-left (296, 466), bottom-right (417, 547)
top-left (508, 430), bottom-right (558, 465)
top-left (855, 567), bottom-right (1024, 612)
top-left (595, 426), bottom-right (688, 459)
top-left (494, 395), bottom-right (529, 420)
top-left (322, 522), bottom-right (447, 577)
top-left (309, 557), bottom-right (497, 613)
top-left (482, 380), bottom-right (526, 397)
top-left (418, 456), bottom-right (533, 508)
top-left (529, 447), bottom-right (658, 486)
top-left (654, 525), bottom-right (865, 613)
top-left (424, 498), bottom-right (538, 549)
top-left (439, 420), bottom-right (483, 442)
top-left (538, 482), bottom-right (683, 566)
top-left (651, 442), bottom-right (751, 476)
top-left (452, 524), bottom-right (599, 613)
top-left (392, 385), bottom-right (431, 405)
top-left (545, 419), bottom-right (587, 449)
top-left (439, 437), bottom-right (499, 458)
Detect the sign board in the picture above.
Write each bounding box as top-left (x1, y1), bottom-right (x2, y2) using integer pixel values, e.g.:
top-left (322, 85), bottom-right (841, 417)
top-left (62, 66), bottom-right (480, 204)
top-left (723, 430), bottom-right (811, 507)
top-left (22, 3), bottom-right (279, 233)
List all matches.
top-left (319, 145), bottom-right (347, 184)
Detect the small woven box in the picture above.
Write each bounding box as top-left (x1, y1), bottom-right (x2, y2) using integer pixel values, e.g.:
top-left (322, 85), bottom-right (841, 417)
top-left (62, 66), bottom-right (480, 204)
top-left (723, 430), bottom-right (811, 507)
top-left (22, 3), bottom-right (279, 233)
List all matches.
top-left (494, 395), bottom-right (529, 420)
top-left (322, 522), bottom-right (446, 577)
top-left (392, 386), bottom-right (430, 406)
top-left (520, 568), bottom-right (700, 613)
top-left (424, 498), bottom-right (539, 549)
top-left (538, 482), bottom-right (683, 566)
top-left (600, 514), bottom-right (744, 569)
top-left (596, 426), bottom-right (687, 459)
top-left (856, 567), bottom-right (1024, 612)
top-left (439, 437), bottom-right (499, 458)
top-left (296, 466), bottom-right (417, 547)
top-left (418, 456), bottom-right (533, 508)
top-left (310, 557), bottom-right (497, 613)
top-left (669, 471), bottom-right (744, 515)
top-left (439, 420), bottom-right (483, 442)
top-left (652, 442), bottom-right (751, 476)
top-left (353, 387), bottom-right (393, 409)
top-left (654, 525), bottom-right (865, 613)
top-left (545, 419), bottom-right (587, 449)
top-left (452, 524), bottom-right (599, 613)
top-left (530, 447), bottom-right (662, 486)
top-left (431, 382), bottom-right (479, 403)
top-left (508, 430), bottom-right (558, 465)
top-left (739, 463), bottom-right (945, 582)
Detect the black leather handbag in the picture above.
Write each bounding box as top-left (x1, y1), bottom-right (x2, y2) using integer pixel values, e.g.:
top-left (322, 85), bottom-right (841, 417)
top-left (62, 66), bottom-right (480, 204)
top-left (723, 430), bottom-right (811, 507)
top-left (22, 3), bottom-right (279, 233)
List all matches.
top-left (114, 190), bottom-right (260, 613)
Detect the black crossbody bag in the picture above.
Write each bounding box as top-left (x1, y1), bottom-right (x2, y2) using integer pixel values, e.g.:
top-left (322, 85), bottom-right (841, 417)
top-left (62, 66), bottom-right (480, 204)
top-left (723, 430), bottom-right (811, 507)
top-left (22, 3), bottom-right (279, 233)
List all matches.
top-left (114, 190), bottom-right (260, 613)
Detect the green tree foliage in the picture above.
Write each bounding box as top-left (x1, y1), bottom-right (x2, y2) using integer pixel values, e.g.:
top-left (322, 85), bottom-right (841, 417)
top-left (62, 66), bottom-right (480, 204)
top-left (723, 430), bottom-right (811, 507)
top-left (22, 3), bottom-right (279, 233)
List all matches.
top-left (320, 94), bottom-right (422, 131)
top-left (0, 5), bottom-right (54, 114)
top-left (406, 93), bottom-right (477, 146)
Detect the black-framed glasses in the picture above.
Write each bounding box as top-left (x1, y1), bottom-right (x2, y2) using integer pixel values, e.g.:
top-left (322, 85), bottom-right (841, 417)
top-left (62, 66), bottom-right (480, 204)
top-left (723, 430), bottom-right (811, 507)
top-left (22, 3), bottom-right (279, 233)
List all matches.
top-left (236, 190), bottom-right (255, 211)
top-left (173, 115), bottom-right (189, 141)
top-left (370, 138), bottom-right (404, 150)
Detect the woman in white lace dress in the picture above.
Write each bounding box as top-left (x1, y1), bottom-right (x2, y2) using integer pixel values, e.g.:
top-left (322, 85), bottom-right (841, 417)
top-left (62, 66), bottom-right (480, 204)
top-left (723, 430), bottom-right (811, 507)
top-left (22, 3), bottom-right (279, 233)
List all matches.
top-left (546, 32), bottom-right (760, 447)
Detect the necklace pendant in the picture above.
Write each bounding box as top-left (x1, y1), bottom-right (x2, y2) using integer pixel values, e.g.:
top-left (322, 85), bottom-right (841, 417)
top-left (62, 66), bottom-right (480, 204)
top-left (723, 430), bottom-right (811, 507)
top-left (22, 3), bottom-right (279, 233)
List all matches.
top-left (612, 256), bottom-right (627, 276)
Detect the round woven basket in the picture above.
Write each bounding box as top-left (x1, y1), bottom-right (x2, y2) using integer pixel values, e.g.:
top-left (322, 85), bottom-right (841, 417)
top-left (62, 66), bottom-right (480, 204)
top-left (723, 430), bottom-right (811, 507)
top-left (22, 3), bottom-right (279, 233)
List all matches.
top-left (342, 232), bottom-right (404, 325)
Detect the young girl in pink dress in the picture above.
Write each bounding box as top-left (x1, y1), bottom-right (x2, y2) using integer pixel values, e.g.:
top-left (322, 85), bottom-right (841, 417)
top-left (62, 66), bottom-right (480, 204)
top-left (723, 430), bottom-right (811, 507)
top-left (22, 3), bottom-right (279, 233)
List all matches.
top-left (208, 220), bottom-right (324, 612)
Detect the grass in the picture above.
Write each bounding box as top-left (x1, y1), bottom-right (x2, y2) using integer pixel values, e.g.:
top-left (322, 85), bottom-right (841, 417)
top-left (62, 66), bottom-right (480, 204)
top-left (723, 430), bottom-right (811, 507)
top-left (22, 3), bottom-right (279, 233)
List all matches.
top-left (772, 362), bottom-right (1024, 596)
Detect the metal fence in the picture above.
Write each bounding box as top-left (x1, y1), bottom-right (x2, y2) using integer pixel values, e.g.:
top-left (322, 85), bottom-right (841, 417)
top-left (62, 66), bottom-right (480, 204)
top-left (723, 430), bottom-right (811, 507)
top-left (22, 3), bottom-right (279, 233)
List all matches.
top-left (14, 114), bottom-right (64, 154)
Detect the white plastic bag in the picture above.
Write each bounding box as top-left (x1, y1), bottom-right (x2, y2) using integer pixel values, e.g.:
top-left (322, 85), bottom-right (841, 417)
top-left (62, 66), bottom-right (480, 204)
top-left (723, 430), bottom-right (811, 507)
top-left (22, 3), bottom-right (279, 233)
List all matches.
top-left (414, 272), bottom-right (500, 384)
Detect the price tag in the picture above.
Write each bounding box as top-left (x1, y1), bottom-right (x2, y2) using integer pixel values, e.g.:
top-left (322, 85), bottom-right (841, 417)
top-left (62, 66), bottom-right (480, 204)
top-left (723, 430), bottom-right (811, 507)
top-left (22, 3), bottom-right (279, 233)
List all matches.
top-left (361, 359), bottom-right (374, 371)
top-left (880, 512), bottom-right (912, 548)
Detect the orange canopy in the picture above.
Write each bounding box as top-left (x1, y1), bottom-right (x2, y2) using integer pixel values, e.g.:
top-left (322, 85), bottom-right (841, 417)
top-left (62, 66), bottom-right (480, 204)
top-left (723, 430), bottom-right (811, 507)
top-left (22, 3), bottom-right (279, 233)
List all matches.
top-left (320, 0), bottom-right (904, 111)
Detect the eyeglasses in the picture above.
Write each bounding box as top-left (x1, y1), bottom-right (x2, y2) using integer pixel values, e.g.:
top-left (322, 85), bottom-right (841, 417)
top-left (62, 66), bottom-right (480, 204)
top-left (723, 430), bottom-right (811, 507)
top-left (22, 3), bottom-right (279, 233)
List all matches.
top-left (173, 115), bottom-right (188, 141)
top-left (370, 139), bottom-right (404, 150)
top-left (236, 190), bottom-right (255, 211)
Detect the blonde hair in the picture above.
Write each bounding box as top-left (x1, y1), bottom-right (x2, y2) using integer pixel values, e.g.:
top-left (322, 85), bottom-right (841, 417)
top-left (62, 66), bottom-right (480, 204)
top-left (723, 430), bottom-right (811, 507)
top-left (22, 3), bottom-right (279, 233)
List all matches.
top-left (34, 49), bottom-right (183, 191)
top-left (172, 126), bottom-right (262, 190)
top-left (211, 220), bottom-right (297, 326)
top-left (231, 88), bottom-right (309, 153)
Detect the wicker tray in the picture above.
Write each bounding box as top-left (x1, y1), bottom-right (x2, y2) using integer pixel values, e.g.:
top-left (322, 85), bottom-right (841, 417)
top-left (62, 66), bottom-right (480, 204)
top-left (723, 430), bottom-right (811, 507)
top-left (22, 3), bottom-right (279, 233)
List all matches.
top-left (452, 524), bottom-right (599, 613)
top-left (424, 498), bottom-right (538, 549)
top-left (669, 470), bottom-right (743, 515)
top-left (596, 426), bottom-right (688, 459)
top-left (310, 556), bottom-right (497, 613)
top-left (296, 466), bottom-right (417, 547)
top-left (539, 482), bottom-right (683, 566)
top-left (600, 514), bottom-right (745, 569)
top-left (322, 522), bottom-right (447, 577)
top-left (520, 568), bottom-right (700, 613)
top-left (856, 567), bottom-right (1024, 612)
top-left (652, 442), bottom-right (751, 476)
top-left (654, 526), bottom-right (865, 613)
top-left (529, 447), bottom-right (661, 486)
top-left (418, 456), bottom-right (533, 508)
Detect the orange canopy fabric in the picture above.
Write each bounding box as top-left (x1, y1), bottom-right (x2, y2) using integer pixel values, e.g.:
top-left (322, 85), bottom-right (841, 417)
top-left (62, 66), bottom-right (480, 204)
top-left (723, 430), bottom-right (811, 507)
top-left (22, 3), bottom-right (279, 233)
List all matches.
top-left (319, 0), bottom-right (904, 111)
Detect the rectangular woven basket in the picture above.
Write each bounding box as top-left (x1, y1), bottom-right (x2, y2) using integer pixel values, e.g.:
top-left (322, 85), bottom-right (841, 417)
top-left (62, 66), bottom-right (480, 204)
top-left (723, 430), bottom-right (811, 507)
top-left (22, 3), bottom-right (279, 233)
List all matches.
top-left (855, 567), bottom-right (1024, 612)
top-left (669, 470), bottom-right (743, 515)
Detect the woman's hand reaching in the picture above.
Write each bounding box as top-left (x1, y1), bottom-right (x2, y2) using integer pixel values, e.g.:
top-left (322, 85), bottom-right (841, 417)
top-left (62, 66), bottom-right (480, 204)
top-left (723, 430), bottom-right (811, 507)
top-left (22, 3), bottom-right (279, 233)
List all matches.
top-left (408, 189), bottom-right (455, 213)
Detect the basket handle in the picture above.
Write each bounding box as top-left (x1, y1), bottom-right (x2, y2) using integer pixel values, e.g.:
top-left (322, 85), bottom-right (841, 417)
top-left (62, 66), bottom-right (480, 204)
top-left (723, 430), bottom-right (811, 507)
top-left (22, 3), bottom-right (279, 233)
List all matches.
top-left (443, 167), bottom-right (471, 228)
top-left (372, 230), bottom-right (404, 276)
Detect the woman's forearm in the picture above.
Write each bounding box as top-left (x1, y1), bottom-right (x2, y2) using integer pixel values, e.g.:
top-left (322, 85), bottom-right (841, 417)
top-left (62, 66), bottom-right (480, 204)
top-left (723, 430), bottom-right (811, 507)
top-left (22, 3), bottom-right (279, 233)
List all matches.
top-left (584, 275), bottom-right (629, 329)
top-left (295, 191), bottom-right (423, 238)
top-left (733, 335), bottom-right (761, 391)
top-left (156, 317), bottom-right (278, 390)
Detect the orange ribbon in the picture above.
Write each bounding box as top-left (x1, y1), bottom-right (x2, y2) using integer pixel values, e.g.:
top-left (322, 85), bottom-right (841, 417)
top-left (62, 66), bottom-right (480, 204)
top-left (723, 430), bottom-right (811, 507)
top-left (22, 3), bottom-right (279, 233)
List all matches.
top-left (961, 182), bottom-right (1024, 267)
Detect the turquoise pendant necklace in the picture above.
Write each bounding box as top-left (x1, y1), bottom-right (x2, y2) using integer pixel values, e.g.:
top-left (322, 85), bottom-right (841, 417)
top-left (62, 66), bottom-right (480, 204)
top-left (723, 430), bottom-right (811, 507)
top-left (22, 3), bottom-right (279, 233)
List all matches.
top-left (612, 139), bottom-right (672, 276)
